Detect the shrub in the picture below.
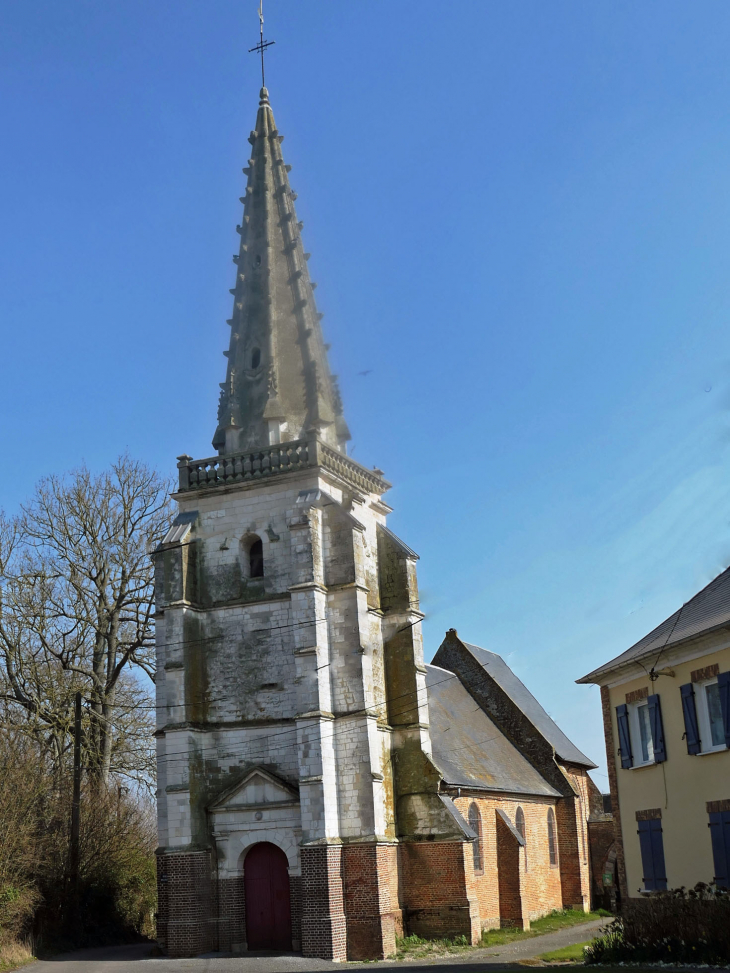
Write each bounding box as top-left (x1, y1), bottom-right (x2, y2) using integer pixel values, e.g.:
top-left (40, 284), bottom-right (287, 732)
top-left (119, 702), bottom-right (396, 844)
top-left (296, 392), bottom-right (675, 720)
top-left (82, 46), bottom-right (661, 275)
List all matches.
top-left (585, 883), bottom-right (730, 965)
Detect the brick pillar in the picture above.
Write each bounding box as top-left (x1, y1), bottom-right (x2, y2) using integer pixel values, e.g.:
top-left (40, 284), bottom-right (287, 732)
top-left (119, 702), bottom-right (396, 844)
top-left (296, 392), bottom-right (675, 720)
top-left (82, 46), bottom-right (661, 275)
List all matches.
top-left (496, 813), bottom-right (524, 929)
top-left (555, 796), bottom-right (584, 909)
top-left (290, 875), bottom-right (303, 952)
top-left (342, 844), bottom-right (397, 960)
top-left (156, 850), bottom-right (214, 957)
top-left (399, 841), bottom-right (480, 943)
top-left (301, 845), bottom-right (347, 961)
top-left (601, 685), bottom-right (628, 905)
top-left (217, 874), bottom-right (245, 953)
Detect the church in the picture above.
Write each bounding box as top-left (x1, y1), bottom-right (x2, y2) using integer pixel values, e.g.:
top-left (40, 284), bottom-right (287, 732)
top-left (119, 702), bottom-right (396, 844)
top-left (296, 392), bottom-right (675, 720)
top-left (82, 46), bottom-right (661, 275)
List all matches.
top-left (154, 83), bottom-right (601, 961)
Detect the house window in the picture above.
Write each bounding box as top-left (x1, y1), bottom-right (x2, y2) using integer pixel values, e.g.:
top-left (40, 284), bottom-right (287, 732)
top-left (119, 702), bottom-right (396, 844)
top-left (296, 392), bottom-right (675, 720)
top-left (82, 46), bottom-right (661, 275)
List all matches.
top-left (516, 806), bottom-right (527, 870)
top-left (637, 814), bottom-right (667, 891)
top-left (708, 809), bottom-right (730, 888)
top-left (698, 679), bottom-right (727, 751)
top-left (636, 702), bottom-right (654, 763)
top-left (468, 803), bottom-right (483, 873)
top-left (681, 674), bottom-right (730, 754)
top-left (616, 694), bottom-right (666, 769)
top-left (547, 807), bottom-right (558, 866)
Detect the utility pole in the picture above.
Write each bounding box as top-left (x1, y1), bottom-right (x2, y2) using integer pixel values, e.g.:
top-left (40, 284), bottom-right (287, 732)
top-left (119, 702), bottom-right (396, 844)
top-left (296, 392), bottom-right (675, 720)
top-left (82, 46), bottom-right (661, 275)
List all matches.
top-left (69, 692), bottom-right (82, 892)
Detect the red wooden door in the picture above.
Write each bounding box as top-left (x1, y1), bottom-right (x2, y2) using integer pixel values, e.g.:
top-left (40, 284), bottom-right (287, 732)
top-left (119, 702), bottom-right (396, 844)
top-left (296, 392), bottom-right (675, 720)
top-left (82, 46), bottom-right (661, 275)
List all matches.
top-left (244, 842), bottom-right (292, 951)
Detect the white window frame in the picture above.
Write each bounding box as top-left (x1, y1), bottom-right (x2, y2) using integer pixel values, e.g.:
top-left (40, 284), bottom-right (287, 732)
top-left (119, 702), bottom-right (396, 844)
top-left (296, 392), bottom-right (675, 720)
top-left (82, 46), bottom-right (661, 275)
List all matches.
top-left (695, 677), bottom-right (726, 754)
top-left (628, 699), bottom-right (655, 767)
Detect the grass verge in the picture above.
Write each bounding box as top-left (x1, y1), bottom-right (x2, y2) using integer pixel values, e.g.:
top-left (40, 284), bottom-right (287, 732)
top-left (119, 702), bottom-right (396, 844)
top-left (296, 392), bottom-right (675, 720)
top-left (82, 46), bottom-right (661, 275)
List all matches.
top-left (395, 909), bottom-right (610, 960)
top-left (0, 940), bottom-right (34, 972)
top-left (538, 940), bottom-right (590, 963)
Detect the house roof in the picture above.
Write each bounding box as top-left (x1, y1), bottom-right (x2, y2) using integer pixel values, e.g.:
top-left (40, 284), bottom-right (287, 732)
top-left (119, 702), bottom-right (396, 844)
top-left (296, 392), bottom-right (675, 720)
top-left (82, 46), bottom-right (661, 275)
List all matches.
top-left (426, 665), bottom-right (561, 799)
top-left (458, 641), bottom-right (597, 768)
top-left (577, 565), bottom-right (730, 685)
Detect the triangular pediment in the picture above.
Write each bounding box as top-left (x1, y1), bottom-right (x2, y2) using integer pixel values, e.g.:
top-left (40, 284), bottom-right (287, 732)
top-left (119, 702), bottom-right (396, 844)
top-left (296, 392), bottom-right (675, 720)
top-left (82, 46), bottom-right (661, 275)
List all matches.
top-left (209, 767), bottom-right (299, 811)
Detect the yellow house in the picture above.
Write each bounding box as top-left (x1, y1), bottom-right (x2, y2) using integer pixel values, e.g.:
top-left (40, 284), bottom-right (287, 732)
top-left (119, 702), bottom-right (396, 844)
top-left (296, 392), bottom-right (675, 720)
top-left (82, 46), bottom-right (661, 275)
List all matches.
top-left (577, 567), bottom-right (730, 903)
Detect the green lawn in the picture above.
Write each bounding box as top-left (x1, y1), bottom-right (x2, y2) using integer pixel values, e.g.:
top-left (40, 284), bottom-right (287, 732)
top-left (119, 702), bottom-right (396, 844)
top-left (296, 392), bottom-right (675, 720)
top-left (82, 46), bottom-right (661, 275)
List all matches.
top-left (538, 940), bottom-right (590, 963)
top-left (478, 908), bottom-right (609, 949)
top-left (394, 909), bottom-right (610, 960)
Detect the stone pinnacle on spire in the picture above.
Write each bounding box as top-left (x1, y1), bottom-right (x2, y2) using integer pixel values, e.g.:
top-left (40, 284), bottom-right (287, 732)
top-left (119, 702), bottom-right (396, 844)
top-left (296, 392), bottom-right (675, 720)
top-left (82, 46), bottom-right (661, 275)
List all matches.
top-left (213, 89), bottom-right (350, 456)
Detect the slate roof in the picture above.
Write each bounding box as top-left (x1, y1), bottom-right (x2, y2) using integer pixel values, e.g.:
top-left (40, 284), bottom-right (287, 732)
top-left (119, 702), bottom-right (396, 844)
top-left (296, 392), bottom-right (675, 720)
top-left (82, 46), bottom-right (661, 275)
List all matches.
top-left (460, 641), bottom-right (596, 768)
top-left (577, 565), bottom-right (730, 685)
top-left (426, 665), bottom-right (561, 798)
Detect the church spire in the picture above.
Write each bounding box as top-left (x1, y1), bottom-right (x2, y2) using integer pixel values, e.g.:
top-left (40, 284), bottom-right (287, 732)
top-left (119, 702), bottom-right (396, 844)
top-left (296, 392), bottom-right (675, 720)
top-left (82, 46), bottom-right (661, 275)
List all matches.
top-left (213, 87), bottom-right (350, 455)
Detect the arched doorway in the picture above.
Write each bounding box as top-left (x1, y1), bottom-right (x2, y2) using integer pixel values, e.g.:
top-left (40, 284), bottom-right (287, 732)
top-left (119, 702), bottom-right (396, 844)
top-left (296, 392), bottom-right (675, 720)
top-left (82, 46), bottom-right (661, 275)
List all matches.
top-left (244, 842), bottom-right (292, 950)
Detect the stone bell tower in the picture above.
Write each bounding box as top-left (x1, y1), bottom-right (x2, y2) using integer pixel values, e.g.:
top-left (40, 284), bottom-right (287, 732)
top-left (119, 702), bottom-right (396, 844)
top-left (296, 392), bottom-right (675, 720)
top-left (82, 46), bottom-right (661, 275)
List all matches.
top-left (154, 87), bottom-right (474, 962)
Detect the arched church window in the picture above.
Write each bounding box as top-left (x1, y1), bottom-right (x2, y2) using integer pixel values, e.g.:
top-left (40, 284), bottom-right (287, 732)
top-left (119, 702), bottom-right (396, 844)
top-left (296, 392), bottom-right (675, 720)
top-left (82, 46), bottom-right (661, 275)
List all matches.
top-left (249, 538), bottom-right (264, 578)
top-left (516, 806), bottom-right (527, 871)
top-left (468, 802), bottom-right (483, 873)
top-left (241, 534), bottom-right (264, 579)
top-left (547, 807), bottom-right (558, 866)
top-left (251, 347), bottom-right (261, 369)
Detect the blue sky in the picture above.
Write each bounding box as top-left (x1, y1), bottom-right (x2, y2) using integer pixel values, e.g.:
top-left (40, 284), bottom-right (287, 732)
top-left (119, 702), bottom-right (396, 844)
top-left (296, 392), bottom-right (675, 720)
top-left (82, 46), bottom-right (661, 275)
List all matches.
top-left (2, 1), bottom-right (730, 786)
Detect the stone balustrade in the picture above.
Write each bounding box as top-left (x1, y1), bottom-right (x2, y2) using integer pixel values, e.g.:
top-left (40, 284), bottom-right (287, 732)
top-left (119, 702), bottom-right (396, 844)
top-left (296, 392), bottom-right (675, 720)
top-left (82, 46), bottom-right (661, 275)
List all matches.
top-left (176, 437), bottom-right (389, 495)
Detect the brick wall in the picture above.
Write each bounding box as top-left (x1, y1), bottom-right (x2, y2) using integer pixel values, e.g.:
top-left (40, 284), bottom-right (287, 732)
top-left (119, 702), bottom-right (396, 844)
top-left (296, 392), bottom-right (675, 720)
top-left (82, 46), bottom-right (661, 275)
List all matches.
top-left (156, 850), bottom-right (214, 957)
top-left (558, 767), bottom-right (594, 910)
top-left (216, 875), bottom-right (245, 952)
top-left (399, 841), bottom-right (480, 943)
top-left (290, 875), bottom-right (302, 952)
top-left (453, 794), bottom-right (563, 928)
top-left (600, 685), bottom-right (628, 903)
top-left (342, 843), bottom-right (397, 959)
top-left (588, 817), bottom-right (616, 911)
top-left (301, 845), bottom-right (347, 961)
top-left (496, 810), bottom-right (523, 928)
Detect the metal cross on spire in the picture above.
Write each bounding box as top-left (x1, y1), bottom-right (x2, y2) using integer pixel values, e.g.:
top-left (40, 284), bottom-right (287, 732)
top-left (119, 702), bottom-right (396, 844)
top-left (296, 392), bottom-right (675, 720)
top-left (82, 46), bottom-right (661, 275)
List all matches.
top-left (248, 0), bottom-right (275, 88)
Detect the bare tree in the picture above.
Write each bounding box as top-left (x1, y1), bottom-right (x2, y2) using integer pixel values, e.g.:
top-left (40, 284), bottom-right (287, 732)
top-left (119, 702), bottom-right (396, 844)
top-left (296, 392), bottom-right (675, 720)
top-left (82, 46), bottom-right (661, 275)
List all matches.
top-left (0, 455), bottom-right (171, 788)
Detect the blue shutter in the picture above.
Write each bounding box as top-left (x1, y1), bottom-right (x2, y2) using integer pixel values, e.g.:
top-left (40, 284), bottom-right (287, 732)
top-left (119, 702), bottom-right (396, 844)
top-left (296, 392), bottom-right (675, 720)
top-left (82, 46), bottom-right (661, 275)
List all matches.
top-left (680, 683), bottom-right (701, 755)
top-left (718, 672), bottom-right (730, 749)
top-left (638, 818), bottom-right (667, 891)
top-left (616, 704), bottom-right (633, 769)
top-left (647, 693), bottom-right (666, 763)
top-left (709, 812), bottom-right (730, 888)
top-left (649, 818), bottom-right (667, 890)
top-left (638, 819), bottom-right (656, 889)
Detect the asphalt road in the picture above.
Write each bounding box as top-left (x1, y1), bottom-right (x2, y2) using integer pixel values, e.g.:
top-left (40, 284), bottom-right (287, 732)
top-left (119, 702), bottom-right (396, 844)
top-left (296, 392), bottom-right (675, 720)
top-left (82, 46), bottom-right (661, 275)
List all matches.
top-left (26, 918), bottom-right (609, 973)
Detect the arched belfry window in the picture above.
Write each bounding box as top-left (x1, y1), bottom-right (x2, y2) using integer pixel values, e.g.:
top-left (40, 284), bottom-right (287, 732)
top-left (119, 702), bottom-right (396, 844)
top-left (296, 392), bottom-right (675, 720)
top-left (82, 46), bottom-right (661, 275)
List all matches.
top-left (241, 534), bottom-right (264, 579)
top-left (547, 807), bottom-right (558, 866)
top-left (249, 538), bottom-right (263, 578)
top-left (250, 347), bottom-right (261, 369)
top-left (516, 806), bottom-right (527, 871)
top-left (468, 802), bottom-right (483, 874)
